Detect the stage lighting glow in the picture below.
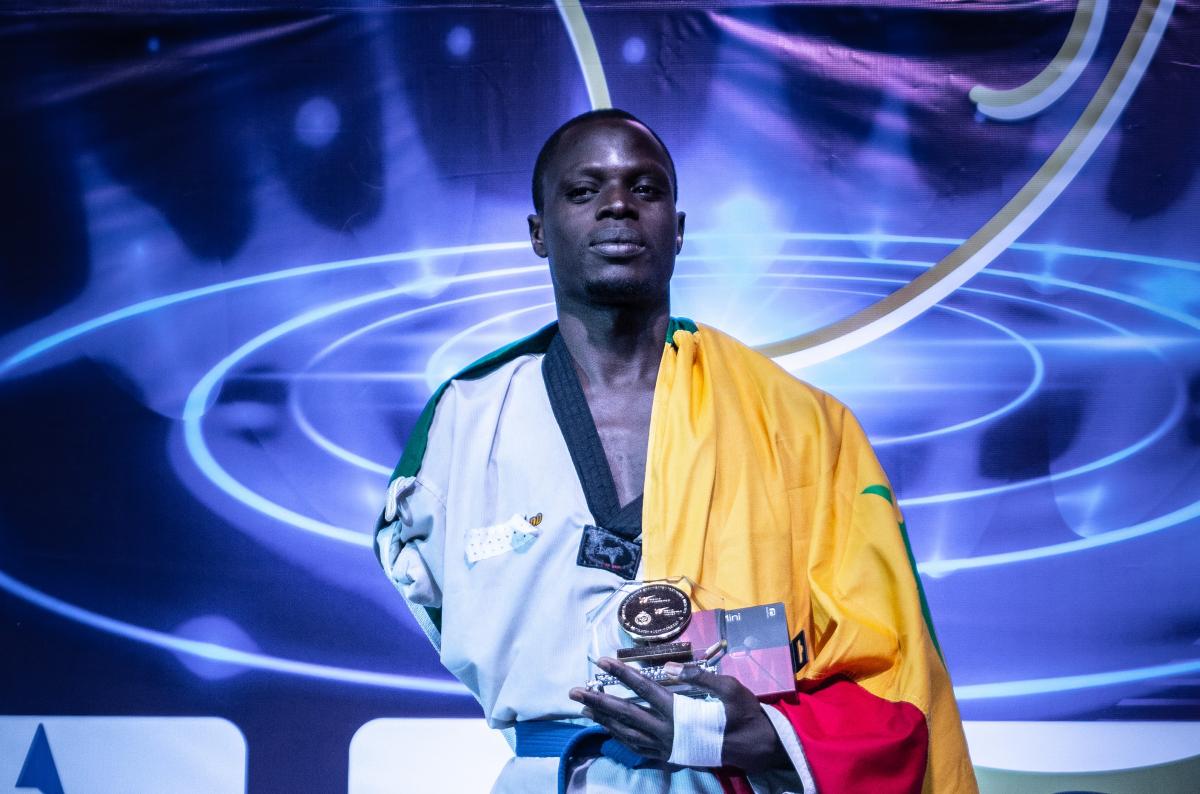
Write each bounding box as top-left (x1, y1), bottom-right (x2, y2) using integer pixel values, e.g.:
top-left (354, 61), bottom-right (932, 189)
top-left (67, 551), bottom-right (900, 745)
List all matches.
top-left (446, 25), bottom-right (473, 58)
top-left (622, 36), bottom-right (646, 63)
top-left (294, 97), bottom-right (341, 148)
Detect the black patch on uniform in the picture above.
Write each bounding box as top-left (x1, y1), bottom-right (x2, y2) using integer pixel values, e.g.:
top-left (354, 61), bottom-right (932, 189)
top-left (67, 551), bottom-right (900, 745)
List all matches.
top-left (543, 333), bottom-right (644, 578)
top-left (577, 524), bottom-right (641, 580)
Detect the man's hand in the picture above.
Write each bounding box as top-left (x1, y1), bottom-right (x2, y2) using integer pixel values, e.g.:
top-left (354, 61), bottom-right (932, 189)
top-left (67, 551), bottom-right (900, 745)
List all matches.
top-left (569, 657), bottom-right (677, 761)
top-left (568, 657), bottom-right (791, 773)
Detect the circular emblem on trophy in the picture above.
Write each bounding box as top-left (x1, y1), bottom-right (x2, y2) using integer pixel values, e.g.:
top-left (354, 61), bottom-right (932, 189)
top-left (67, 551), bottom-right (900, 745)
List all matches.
top-left (617, 583), bottom-right (692, 642)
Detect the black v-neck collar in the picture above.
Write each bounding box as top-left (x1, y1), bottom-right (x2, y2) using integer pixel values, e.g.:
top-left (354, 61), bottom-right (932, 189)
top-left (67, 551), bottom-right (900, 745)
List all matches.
top-left (542, 333), bottom-right (643, 538)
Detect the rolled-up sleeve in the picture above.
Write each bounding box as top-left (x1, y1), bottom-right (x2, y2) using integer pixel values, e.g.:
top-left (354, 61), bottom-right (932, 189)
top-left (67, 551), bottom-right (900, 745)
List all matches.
top-left (374, 386), bottom-right (456, 609)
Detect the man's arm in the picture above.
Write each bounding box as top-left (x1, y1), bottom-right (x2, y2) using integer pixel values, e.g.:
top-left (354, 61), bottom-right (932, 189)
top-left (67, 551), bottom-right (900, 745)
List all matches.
top-left (636, 325), bottom-right (975, 792)
top-left (374, 386), bottom-right (456, 623)
top-left (768, 397), bottom-right (968, 794)
top-left (374, 476), bottom-right (445, 609)
top-left (763, 677), bottom-right (929, 794)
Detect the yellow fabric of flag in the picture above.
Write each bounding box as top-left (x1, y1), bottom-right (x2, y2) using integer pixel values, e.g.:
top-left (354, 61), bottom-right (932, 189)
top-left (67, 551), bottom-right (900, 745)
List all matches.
top-left (642, 324), bottom-right (977, 793)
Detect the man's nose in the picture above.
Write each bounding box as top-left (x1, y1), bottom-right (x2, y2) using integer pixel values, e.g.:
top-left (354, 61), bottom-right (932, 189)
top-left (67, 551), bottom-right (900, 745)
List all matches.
top-left (596, 185), bottom-right (637, 219)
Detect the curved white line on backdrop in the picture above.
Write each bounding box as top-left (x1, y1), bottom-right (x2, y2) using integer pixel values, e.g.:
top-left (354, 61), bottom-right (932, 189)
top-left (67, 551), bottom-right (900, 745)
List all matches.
top-left (555, 0), bottom-right (611, 108)
top-left (0, 242), bottom-right (532, 377)
top-left (761, 0), bottom-right (1175, 369)
top-left (0, 568), bottom-right (470, 694)
top-left (971, 0), bottom-right (1110, 120)
top-left (955, 656), bottom-right (1200, 700)
top-left (182, 282), bottom-right (553, 547)
top-left (288, 299), bottom-right (557, 476)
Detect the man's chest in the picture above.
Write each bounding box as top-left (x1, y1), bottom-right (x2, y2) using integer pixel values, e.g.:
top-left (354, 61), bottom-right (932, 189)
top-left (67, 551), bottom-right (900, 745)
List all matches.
top-left (583, 385), bottom-right (655, 507)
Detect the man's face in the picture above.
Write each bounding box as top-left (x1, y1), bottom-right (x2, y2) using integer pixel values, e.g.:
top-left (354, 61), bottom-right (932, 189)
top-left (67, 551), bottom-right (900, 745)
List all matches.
top-left (528, 118), bottom-right (685, 309)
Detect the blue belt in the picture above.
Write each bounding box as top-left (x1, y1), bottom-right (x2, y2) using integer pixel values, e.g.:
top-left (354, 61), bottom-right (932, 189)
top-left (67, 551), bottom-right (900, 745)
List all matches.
top-left (514, 720), bottom-right (650, 794)
top-left (514, 720), bottom-right (593, 757)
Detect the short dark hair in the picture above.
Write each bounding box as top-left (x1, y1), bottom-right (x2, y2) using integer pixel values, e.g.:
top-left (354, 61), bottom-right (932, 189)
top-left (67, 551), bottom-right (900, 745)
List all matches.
top-left (531, 108), bottom-right (678, 213)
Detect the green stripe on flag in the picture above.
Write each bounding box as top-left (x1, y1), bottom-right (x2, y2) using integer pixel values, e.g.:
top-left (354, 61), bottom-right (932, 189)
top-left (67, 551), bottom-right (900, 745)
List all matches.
top-left (861, 483), bottom-right (893, 504)
top-left (899, 520), bottom-right (943, 660)
top-left (862, 485), bottom-right (943, 660)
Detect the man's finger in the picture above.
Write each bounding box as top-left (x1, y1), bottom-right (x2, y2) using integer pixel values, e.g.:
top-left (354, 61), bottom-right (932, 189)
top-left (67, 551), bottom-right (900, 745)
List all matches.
top-left (571, 686), bottom-right (668, 737)
top-left (665, 662), bottom-right (742, 701)
top-left (597, 657), bottom-right (675, 716)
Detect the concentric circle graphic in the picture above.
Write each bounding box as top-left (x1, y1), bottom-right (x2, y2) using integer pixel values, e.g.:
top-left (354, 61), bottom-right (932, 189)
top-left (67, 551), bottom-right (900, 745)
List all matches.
top-left (2, 234), bottom-right (1198, 701)
top-left (0, 0), bottom-right (1193, 713)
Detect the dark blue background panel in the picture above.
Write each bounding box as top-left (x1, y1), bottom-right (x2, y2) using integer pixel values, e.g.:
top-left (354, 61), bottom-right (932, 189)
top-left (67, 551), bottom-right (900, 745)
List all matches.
top-left (2, 2), bottom-right (1198, 789)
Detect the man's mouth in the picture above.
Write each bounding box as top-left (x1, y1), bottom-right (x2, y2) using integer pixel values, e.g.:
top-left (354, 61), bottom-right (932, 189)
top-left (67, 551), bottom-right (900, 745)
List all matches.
top-left (590, 228), bottom-right (646, 259)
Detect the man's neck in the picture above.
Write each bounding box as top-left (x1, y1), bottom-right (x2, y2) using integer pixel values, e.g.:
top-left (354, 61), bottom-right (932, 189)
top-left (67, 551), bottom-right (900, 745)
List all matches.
top-left (555, 302), bottom-right (669, 388)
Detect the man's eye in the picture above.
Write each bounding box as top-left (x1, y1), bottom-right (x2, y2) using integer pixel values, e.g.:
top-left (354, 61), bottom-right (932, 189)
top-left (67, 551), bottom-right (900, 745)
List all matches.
top-left (634, 184), bottom-right (663, 198)
top-left (566, 186), bottom-right (596, 201)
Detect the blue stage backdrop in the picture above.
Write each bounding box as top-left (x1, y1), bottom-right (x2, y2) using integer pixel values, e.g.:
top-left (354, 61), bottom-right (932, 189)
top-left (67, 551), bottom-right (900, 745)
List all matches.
top-left (2, 2), bottom-right (1198, 791)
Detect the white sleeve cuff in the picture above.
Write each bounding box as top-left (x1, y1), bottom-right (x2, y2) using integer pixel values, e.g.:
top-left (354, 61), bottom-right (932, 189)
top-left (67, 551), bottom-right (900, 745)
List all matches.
top-left (394, 543), bottom-right (441, 607)
top-left (669, 694), bottom-right (726, 768)
top-left (759, 703), bottom-right (818, 794)
top-left (376, 521), bottom-right (442, 608)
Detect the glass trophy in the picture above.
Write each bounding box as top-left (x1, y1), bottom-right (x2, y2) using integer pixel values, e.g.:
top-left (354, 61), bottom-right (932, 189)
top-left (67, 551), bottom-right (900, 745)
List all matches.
top-left (584, 576), bottom-right (728, 700)
top-left (584, 577), bottom-right (800, 701)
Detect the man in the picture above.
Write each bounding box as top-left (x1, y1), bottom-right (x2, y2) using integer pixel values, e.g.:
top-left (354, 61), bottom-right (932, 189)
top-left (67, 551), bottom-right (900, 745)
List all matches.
top-left (376, 109), bottom-right (977, 792)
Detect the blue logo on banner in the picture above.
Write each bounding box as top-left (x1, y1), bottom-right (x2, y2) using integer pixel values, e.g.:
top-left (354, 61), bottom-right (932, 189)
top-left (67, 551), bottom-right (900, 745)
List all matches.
top-left (15, 723), bottom-right (64, 794)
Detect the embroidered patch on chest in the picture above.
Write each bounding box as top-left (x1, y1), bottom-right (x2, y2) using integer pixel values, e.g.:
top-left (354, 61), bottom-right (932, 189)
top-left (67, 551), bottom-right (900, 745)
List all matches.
top-left (576, 524), bottom-right (641, 580)
top-left (464, 514), bottom-right (540, 565)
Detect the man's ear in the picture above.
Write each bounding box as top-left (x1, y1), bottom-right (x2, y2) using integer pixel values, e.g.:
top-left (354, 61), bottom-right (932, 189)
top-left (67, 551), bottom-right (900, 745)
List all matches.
top-left (528, 214), bottom-right (548, 258)
top-left (675, 211), bottom-right (686, 254)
